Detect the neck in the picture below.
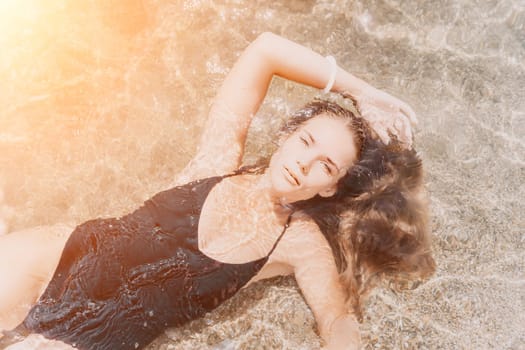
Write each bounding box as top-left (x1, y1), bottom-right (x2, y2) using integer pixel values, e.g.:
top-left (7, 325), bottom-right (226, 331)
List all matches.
top-left (252, 171), bottom-right (294, 218)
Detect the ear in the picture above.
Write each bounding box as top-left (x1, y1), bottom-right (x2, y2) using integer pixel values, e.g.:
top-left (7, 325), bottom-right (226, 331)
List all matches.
top-left (318, 186), bottom-right (337, 198)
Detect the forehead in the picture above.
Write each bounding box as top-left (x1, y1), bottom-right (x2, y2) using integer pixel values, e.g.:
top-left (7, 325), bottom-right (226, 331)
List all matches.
top-left (300, 115), bottom-right (357, 169)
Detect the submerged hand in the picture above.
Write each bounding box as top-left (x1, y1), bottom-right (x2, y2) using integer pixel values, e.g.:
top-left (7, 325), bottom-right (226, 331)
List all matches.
top-left (343, 87), bottom-right (417, 148)
top-left (322, 314), bottom-right (361, 350)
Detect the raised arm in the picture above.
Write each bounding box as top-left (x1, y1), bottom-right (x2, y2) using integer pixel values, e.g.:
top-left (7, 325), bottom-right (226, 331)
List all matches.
top-left (178, 32), bottom-right (416, 183)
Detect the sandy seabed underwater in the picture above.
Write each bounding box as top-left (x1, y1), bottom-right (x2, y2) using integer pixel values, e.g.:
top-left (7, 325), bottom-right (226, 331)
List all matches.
top-left (0, 0), bottom-right (523, 349)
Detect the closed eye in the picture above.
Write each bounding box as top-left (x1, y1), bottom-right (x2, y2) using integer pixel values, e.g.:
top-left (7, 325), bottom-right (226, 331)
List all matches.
top-left (322, 162), bottom-right (333, 175)
top-left (299, 136), bottom-right (309, 146)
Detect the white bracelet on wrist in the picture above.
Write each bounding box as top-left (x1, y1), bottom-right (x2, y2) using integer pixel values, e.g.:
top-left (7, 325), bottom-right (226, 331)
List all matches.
top-left (323, 55), bottom-right (337, 93)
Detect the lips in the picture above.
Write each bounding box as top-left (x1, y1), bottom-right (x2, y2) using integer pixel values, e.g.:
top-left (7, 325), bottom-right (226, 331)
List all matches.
top-left (283, 166), bottom-right (300, 186)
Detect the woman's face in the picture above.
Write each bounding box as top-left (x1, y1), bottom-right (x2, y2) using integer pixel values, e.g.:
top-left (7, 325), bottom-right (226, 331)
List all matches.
top-left (269, 115), bottom-right (358, 204)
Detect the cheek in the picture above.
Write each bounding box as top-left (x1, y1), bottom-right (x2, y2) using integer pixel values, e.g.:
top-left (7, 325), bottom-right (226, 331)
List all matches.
top-left (279, 140), bottom-right (298, 157)
top-left (272, 144), bottom-right (301, 173)
top-left (310, 165), bottom-right (335, 186)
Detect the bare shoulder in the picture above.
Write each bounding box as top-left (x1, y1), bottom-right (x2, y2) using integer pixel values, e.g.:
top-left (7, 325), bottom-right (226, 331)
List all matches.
top-left (270, 212), bottom-right (334, 267)
top-left (267, 211), bottom-right (349, 339)
top-left (252, 212), bottom-right (335, 283)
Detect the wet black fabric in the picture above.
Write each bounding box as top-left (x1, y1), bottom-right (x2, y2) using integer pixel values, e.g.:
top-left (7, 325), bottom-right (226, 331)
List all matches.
top-left (23, 175), bottom-right (283, 350)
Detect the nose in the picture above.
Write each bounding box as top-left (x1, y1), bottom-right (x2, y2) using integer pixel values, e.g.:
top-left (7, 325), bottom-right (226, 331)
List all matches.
top-left (297, 149), bottom-right (318, 176)
top-left (297, 160), bottom-right (308, 175)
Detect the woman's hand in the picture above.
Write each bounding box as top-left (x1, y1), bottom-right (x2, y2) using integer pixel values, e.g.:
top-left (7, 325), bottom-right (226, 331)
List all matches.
top-left (342, 87), bottom-right (417, 148)
top-left (322, 314), bottom-right (361, 350)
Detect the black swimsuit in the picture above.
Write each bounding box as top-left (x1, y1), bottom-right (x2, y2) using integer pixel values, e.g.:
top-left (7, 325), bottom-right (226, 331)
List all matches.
top-left (20, 173), bottom-right (291, 350)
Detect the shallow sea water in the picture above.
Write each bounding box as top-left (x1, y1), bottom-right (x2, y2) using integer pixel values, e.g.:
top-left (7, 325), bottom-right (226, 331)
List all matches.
top-left (0, 0), bottom-right (523, 349)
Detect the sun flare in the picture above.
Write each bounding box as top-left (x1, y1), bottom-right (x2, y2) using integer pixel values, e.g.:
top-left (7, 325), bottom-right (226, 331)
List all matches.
top-left (0, 0), bottom-right (44, 35)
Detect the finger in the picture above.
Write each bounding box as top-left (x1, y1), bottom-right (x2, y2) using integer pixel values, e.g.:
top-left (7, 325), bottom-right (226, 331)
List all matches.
top-left (400, 116), bottom-right (413, 148)
top-left (383, 94), bottom-right (417, 126)
top-left (361, 107), bottom-right (375, 119)
top-left (375, 126), bottom-right (391, 145)
top-left (407, 120), bottom-right (413, 141)
top-left (394, 113), bottom-right (412, 142)
top-left (400, 103), bottom-right (418, 125)
top-left (404, 123), bottom-right (413, 148)
top-left (393, 98), bottom-right (417, 125)
top-left (392, 116), bottom-right (413, 147)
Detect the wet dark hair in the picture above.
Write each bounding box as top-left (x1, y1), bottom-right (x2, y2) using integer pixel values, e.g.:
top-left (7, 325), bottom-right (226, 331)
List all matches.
top-left (288, 100), bottom-right (435, 319)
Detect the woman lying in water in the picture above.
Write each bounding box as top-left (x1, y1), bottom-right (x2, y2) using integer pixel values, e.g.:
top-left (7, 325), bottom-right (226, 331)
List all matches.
top-left (0, 32), bottom-right (435, 350)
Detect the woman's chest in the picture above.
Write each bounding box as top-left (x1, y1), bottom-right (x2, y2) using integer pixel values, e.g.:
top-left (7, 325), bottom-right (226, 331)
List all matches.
top-left (197, 176), bottom-right (287, 264)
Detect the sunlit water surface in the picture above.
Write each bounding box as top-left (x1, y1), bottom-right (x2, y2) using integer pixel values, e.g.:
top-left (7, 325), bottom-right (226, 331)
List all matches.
top-left (0, 0), bottom-right (523, 349)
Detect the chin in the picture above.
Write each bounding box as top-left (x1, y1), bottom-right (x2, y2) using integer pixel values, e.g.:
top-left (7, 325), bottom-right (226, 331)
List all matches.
top-left (269, 163), bottom-right (289, 193)
top-left (267, 162), bottom-right (294, 199)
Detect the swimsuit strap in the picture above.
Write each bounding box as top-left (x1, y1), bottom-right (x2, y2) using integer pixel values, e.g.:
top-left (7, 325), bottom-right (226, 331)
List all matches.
top-left (225, 164), bottom-right (267, 177)
top-left (221, 164), bottom-right (291, 258)
top-left (265, 212), bottom-right (293, 258)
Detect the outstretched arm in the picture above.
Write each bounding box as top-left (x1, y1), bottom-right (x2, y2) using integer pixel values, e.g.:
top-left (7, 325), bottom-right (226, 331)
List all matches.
top-left (271, 216), bottom-right (360, 349)
top-left (178, 32), bottom-right (416, 183)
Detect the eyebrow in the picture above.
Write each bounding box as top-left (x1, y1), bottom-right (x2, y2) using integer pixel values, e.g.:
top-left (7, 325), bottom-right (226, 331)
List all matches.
top-left (304, 130), bottom-right (341, 172)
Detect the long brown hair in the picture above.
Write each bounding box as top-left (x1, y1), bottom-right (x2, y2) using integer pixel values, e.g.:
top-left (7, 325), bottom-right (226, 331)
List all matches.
top-left (291, 102), bottom-right (435, 319)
